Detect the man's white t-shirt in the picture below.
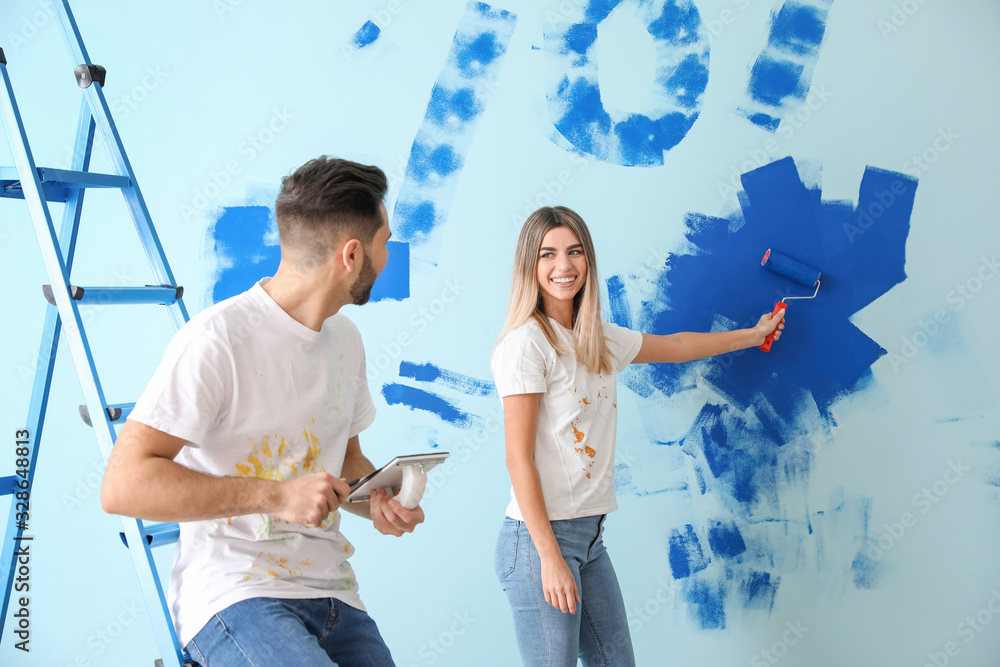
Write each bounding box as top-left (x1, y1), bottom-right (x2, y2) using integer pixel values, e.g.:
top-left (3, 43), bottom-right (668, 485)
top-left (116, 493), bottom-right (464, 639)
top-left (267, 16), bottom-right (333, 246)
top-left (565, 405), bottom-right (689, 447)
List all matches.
top-left (490, 318), bottom-right (643, 521)
top-left (129, 280), bottom-right (376, 646)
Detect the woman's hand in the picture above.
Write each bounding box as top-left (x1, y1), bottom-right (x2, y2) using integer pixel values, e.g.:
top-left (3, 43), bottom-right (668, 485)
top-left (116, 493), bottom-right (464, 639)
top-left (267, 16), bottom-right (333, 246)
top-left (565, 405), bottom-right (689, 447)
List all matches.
top-left (540, 552), bottom-right (580, 614)
top-left (750, 308), bottom-right (786, 346)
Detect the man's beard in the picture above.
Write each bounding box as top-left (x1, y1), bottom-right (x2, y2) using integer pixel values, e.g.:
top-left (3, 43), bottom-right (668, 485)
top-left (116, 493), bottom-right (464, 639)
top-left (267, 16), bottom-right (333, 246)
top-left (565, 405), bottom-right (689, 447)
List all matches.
top-left (349, 252), bottom-right (377, 305)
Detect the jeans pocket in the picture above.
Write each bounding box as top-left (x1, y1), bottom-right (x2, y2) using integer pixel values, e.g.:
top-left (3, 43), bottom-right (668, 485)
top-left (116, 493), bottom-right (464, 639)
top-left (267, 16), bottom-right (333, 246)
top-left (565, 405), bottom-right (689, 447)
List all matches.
top-left (494, 519), bottom-right (519, 583)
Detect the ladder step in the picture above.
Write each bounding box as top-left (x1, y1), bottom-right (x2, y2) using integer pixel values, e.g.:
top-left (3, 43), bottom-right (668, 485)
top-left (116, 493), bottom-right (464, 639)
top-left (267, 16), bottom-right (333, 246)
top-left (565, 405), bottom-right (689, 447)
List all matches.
top-left (43, 284), bottom-right (183, 306)
top-left (0, 166), bottom-right (131, 203)
top-left (79, 403), bottom-right (134, 427)
top-left (120, 523), bottom-right (180, 548)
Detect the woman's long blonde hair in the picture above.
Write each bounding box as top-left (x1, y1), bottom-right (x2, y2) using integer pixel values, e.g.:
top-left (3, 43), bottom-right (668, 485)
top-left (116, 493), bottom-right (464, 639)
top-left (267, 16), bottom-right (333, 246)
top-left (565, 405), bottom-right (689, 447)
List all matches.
top-left (497, 206), bottom-right (614, 375)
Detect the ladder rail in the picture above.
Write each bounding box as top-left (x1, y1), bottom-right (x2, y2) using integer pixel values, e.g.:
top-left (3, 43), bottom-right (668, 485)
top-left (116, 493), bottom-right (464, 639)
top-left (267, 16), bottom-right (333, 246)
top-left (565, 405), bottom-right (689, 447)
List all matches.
top-left (52, 0), bottom-right (189, 331)
top-left (0, 94), bottom-right (92, 635)
top-left (0, 41), bottom-right (188, 667)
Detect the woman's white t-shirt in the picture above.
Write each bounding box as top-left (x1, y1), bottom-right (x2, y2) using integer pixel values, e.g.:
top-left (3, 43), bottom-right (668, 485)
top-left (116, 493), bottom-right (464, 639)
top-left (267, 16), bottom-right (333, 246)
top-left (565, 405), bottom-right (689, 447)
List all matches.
top-left (491, 318), bottom-right (643, 521)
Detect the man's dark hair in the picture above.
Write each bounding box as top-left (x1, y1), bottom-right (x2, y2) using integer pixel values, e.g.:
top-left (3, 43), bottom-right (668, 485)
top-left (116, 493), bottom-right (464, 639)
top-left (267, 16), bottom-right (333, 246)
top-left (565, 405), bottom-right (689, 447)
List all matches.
top-left (275, 156), bottom-right (388, 266)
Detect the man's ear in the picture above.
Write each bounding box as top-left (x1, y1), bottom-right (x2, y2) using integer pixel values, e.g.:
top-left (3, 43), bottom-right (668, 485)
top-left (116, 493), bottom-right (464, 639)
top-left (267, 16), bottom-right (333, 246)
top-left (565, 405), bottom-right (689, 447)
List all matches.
top-left (340, 238), bottom-right (363, 272)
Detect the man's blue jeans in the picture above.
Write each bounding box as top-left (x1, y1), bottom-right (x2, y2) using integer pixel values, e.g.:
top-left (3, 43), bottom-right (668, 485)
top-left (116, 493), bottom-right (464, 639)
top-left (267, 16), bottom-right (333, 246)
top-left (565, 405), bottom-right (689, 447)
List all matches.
top-left (495, 514), bottom-right (636, 666)
top-left (185, 596), bottom-right (395, 666)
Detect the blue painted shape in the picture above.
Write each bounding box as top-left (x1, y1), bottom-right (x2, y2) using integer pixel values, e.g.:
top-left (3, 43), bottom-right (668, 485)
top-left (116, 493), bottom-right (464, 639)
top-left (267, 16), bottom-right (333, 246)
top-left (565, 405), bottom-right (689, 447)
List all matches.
top-left (370, 240), bottom-right (410, 302)
top-left (606, 275), bottom-right (632, 329)
top-left (740, 571), bottom-right (778, 611)
top-left (612, 158), bottom-right (916, 614)
top-left (392, 2), bottom-right (516, 246)
top-left (210, 205), bottom-right (410, 304)
top-left (352, 20), bottom-right (382, 49)
top-left (685, 580), bottom-right (726, 630)
top-left (210, 205), bottom-right (279, 304)
top-left (398, 361), bottom-right (495, 396)
top-left (382, 383), bottom-right (482, 428)
top-left (850, 551), bottom-right (883, 589)
top-left (738, 0), bottom-right (834, 131)
top-left (544, 0), bottom-right (709, 166)
top-left (707, 520), bottom-right (747, 558)
top-left (669, 524), bottom-right (711, 579)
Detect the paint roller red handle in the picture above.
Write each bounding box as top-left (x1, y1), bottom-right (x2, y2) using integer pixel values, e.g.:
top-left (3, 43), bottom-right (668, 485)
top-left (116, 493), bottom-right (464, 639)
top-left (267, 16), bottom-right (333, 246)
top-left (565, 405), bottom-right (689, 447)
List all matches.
top-left (759, 302), bottom-right (786, 352)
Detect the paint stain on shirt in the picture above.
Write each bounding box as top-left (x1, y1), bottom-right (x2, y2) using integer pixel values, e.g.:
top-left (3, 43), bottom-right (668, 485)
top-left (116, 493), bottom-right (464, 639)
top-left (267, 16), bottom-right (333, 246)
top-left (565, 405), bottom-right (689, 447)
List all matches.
top-left (573, 424), bottom-right (585, 443)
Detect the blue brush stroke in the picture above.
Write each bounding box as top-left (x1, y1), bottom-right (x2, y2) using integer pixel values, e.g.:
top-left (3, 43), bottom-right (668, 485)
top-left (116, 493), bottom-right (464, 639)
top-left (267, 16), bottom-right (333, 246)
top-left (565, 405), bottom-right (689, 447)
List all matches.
top-left (382, 383), bottom-right (481, 428)
top-left (545, 0), bottom-right (709, 166)
top-left (739, 0), bottom-right (834, 131)
top-left (610, 158), bottom-right (915, 629)
top-left (210, 206), bottom-right (278, 304)
top-left (352, 20), bottom-right (382, 49)
top-left (210, 205), bottom-right (410, 303)
top-left (669, 524), bottom-right (711, 579)
top-left (392, 2), bottom-right (516, 246)
top-left (606, 275), bottom-right (632, 329)
top-left (398, 361), bottom-right (496, 396)
top-left (708, 520), bottom-right (747, 558)
top-left (685, 580), bottom-right (726, 630)
top-left (740, 571), bottom-right (778, 611)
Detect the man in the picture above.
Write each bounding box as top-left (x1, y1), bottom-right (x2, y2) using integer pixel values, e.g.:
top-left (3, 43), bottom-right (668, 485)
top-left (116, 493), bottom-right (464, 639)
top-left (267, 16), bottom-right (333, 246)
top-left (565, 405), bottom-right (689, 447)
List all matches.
top-left (101, 157), bottom-right (422, 666)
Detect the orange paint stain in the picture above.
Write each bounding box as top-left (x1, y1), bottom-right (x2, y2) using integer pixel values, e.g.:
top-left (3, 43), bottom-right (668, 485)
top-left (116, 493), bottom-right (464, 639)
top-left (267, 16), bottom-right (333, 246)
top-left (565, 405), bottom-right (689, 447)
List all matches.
top-left (572, 424), bottom-right (585, 443)
top-left (585, 446), bottom-right (596, 458)
top-left (582, 397), bottom-right (591, 406)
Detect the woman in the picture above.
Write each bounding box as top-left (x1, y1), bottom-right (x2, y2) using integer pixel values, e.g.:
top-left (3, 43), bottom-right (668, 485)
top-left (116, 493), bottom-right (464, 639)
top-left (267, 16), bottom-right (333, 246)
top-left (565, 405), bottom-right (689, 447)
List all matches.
top-left (491, 206), bottom-right (784, 666)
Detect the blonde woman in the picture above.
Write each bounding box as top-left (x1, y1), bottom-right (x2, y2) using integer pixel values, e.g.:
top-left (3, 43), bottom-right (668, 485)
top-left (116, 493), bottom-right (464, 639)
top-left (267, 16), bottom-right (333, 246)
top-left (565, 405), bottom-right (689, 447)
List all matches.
top-left (491, 206), bottom-right (784, 666)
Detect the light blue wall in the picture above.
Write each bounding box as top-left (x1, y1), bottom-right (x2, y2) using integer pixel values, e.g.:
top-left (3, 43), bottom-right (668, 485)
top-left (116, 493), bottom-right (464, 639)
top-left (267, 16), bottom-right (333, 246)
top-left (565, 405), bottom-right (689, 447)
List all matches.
top-left (1, 1), bottom-right (998, 665)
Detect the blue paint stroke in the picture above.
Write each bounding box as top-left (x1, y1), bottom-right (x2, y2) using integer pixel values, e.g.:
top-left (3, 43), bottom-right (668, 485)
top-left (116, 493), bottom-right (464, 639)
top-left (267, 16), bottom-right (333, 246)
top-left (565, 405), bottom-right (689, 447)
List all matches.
top-left (708, 520), bottom-right (747, 558)
top-left (685, 580), bottom-right (726, 630)
top-left (544, 0), bottom-right (709, 166)
top-left (392, 2), bottom-right (516, 246)
top-left (382, 383), bottom-right (482, 428)
top-left (739, 0), bottom-right (833, 131)
top-left (606, 275), bottom-right (632, 329)
top-left (210, 205), bottom-right (410, 303)
top-left (611, 158), bottom-right (915, 629)
top-left (210, 205), bottom-right (278, 304)
top-left (669, 524), bottom-right (711, 579)
top-left (353, 20), bottom-right (382, 49)
top-left (399, 361), bottom-right (495, 396)
top-left (740, 571), bottom-right (778, 611)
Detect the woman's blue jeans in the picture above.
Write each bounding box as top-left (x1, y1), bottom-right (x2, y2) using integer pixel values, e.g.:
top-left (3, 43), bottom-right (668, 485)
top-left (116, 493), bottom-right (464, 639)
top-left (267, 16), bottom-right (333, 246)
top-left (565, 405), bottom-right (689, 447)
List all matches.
top-left (185, 596), bottom-right (394, 666)
top-left (495, 514), bottom-right (636, 666)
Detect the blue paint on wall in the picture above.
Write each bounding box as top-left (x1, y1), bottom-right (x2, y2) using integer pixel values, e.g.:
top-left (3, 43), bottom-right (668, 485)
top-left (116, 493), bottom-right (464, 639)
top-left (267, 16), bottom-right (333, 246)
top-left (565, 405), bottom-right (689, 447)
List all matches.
top-left (611, 157), bottom-right (915, 629)
top-left (544, 0), bottom-right (709, 166)
top-left (398, 361), bottom-right (496, 396)
top-left (708, 520), bottom-right (747, 558)
top-left (210, 205), bottom-right (279, 304)
top-left (685, 580), bottom-right (726, 630)
top-left (382, 383), bottom-right (481, 428)
top-left (738, 0), bottom-right (834, 131)
top-left (392, 2), bottom-right (516, 246)
top-left (353, 20), bottom-right (382, 49)
top-left (669, 524), bottom-right (711, 579)
top-left (606, 275), bottom-right (632, 329)
top-left (210, 206), bottom-right (411, 303)
top-left (740, 571), bottom-right (778, 611)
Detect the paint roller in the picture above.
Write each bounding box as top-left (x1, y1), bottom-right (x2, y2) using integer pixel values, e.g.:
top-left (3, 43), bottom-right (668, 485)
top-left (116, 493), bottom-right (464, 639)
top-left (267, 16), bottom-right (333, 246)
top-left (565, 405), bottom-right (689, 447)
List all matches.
top-left (759, 249), bottom-right (821, 352)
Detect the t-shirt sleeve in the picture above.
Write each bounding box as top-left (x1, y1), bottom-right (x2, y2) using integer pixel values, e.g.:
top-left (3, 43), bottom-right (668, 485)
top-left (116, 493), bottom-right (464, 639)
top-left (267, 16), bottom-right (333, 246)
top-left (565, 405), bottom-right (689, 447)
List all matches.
top-left (491, 326), bottom-right (550, 397)
top-left (129, 325), bottom-right (232, 448)
top-left (603, 320), bottom-right (644, 374)
top-left (350, 332), bottom-right (377, 438)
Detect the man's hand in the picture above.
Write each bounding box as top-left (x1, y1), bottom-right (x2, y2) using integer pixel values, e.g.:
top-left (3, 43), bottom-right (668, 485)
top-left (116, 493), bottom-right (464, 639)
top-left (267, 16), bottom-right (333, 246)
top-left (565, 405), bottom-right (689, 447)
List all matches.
top-left (751, 308), bottom-right (785, 346)
top-left (273, 472), bottom-right (350, 528)
top-left (370, 488), bottom-right (425, 536)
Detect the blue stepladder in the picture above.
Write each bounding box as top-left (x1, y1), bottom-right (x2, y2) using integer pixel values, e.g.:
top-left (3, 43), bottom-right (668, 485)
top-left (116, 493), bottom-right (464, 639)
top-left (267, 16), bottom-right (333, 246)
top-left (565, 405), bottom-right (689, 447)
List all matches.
top-left (0, 1), bottom-right (192, 665)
